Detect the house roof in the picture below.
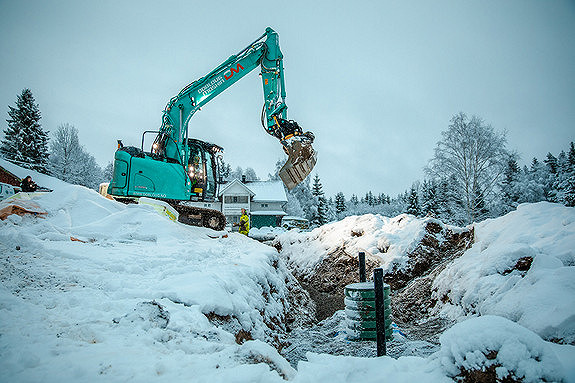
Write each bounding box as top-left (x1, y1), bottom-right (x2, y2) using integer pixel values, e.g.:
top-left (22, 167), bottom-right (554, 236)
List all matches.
top-left (245, 181), bottom-right (287, 202)
top-left (250, 210), bottom-right (287, 216)
top-left (217, 179), bottom-right (255, 197)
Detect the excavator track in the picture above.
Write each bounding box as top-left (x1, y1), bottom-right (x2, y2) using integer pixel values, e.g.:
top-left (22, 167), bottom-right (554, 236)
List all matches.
top-left (169, 202), bottom-right (227, 231)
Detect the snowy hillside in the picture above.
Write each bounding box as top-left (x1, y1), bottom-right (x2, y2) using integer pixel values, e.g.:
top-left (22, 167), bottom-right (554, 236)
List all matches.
top-left (433, 202), bottom-right (575, 343)
top-left (1, 159), bottom-right (574, 382)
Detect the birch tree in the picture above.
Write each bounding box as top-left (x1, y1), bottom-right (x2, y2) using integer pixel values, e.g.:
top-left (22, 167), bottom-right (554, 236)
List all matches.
top-left (48, 123), bottom-right (103, 189)
top-left (426, 112), bottom-right (509, 224)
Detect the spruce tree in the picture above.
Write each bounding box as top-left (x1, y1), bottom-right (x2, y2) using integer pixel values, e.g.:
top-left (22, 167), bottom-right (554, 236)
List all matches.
top-left (1, 89), bottom-right (49, 172)
top-left (420, 179), bottom-right (439, 217)
top-left (335, 192), bottom-right (346, 214)
top-left (500, 156), bottom-right (521, 212)
top-left (544, 153), bottom-right (558, 174)
top-left (554, 151), bottom-right (569, 204)
top-left (317, 195), bottom-right (328, 225)
top-left (350, 194), bottom-right (359, 205)
top-left (311, 174), bottom-right (323, 197)
top-left (311, 174), bottom-right (328, 225)
top-left (563, 142), bottom-right (575, 207)
top-left (406, 185), bottom-right (420, 216)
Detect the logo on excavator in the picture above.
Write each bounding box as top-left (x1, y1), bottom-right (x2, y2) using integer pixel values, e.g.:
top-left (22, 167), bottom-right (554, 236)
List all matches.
top-left (224, 64), bottom-right (244, 80)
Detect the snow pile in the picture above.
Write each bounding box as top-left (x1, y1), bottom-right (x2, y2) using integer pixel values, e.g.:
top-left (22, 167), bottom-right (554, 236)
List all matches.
top-left (432, 202), bottom-right (575, 343)
top-left (293, 352), bottom-right (451, 383)
top-left (438, 315), bottom-right (564, 382)
top-left (275, 214), bottom-right (433, 275)
top-left (0, 173), bottom-right (300, 381)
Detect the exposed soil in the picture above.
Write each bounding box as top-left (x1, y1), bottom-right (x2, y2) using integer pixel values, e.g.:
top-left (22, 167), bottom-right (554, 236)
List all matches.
top-left (290, 247), bottom-right (380, 321)
top-left (383, 222), bottom-right (474, 291)
top-left (391, 223), bottom-right (474, 342)
top-left (269, 219), bottom-right (476, 366)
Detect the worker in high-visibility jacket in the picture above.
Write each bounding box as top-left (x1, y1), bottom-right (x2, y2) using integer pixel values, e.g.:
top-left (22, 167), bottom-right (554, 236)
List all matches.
top-left (238, 208), bottom-right (250, 236)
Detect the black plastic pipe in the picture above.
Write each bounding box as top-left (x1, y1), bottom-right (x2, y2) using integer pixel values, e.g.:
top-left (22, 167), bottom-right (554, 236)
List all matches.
top-left (359, 252), bottom-right (366, 282)
top-left (374, 268), bottom-right (387, 356)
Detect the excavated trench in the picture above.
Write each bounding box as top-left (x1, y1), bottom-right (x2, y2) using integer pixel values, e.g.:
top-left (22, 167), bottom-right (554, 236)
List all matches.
top-left (271, 220), bottom-right (475, 365)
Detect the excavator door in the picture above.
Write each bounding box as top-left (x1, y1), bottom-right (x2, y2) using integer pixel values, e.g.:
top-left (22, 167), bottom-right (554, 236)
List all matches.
top-left (278, 136), bottom-right (317, 190)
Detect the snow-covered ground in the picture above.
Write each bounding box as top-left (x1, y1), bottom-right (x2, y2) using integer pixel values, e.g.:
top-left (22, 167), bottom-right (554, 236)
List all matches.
top-left (1, 158), bottom-right (574, 382)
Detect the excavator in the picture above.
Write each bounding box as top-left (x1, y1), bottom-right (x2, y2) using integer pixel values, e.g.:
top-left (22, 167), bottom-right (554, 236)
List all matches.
top-left (108, 27), bottom-right (316, 230)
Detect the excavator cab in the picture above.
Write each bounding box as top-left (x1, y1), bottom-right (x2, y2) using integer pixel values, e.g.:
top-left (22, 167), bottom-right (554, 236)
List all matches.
top-left (185, 139), bottom-right (221, 200)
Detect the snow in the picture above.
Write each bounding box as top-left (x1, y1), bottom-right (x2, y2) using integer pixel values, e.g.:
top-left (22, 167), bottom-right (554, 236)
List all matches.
top-left (1, 157), bottom-right (68, 191)
top-left (249, 226), bottom-right (286, 241)
top-left (438, 315), bottom-right (564, 382)
top-left (293, 353), bottom-right (451, 383)
top-left (275, 213), bottom-right (438, 276)
top-left (246, 181), bottom-right (288, 202)
top-left (0, 166), bottom-right (295, 381)
top-left (1, 159), bottom-right (574, 382)
top-left (432, 202), bottom-right (575, 343)
top-left (250, 210), bottom-right (288, 216)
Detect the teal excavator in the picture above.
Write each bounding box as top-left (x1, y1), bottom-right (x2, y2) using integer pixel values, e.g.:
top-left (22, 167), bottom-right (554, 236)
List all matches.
top-left (109, 28), bottom-right (316, 230)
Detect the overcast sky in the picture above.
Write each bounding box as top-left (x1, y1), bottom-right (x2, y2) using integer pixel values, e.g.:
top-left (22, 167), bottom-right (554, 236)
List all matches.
top-left (1, 0), bottom-right (573, 197)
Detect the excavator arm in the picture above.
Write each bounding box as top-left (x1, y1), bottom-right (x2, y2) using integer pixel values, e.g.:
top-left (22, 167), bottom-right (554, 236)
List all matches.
top-left (152, 27), bottom-right (316, 190)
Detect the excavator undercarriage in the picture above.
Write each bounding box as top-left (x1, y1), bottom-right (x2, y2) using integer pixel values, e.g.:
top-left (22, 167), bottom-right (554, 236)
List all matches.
top-left (171, 202), bottom-right (227, 231)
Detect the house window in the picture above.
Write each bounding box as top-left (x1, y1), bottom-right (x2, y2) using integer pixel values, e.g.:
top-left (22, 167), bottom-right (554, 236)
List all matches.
top-left (261, 203), bottom-right (268, 208)
top-left (224, 196), bottom-right (248, 204)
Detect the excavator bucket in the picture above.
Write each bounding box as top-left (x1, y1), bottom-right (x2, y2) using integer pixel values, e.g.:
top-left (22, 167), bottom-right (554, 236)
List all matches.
top-left (279, 140), bottom-right (317, 190)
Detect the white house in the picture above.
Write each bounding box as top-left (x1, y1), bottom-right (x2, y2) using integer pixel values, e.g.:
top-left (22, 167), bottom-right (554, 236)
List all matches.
top-left (246, 180), bottom-right (288, 228)
top-left (217, 179), bottom-right (287, 229)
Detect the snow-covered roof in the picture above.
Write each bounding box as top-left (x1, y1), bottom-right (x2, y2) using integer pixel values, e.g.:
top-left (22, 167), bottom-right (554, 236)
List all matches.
top-left (245, 181), bottom-right (287, 202)
top-left (282, 216), bottom-right (308, 221)
top-left (250, 210), bottom-right (287, 216)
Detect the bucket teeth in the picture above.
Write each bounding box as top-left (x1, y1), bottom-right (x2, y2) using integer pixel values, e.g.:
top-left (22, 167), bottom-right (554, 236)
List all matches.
top-left (279, 140), bottom-right (317, 190)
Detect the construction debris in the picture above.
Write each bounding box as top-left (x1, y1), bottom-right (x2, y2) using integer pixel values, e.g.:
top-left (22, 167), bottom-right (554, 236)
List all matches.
top-left (0, 198), bottom-right (47, 220)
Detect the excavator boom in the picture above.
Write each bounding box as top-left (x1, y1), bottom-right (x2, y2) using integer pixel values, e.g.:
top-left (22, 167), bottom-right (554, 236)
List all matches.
top-left (154, 27), bottom-right (316, 189)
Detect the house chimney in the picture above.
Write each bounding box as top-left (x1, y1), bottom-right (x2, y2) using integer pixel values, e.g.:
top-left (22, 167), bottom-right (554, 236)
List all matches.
top-left (242, 175), bottom-right (246, 183)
